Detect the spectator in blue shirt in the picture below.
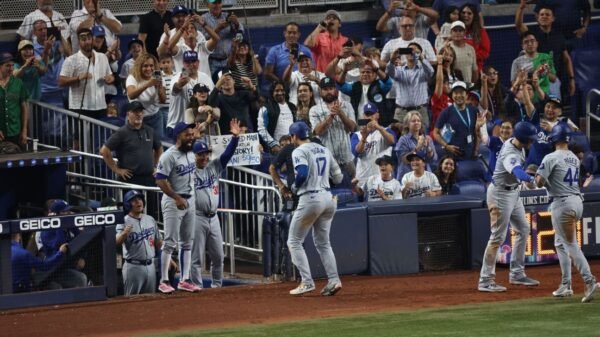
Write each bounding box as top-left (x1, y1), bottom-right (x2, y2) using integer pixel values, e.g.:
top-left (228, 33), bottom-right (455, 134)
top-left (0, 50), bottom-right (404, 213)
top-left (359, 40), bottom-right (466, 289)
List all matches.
top-left (11, 233), bottom-right (68, 293)
top-left (264, 22), bottom-right (312, 83)
top-left (433, 81), bottom-right (479, 160)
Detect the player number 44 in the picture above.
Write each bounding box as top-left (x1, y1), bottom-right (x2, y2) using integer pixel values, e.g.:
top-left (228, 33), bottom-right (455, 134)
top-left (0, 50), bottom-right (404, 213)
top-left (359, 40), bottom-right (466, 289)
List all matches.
top-left (563, 167), bottom-right (579, 186)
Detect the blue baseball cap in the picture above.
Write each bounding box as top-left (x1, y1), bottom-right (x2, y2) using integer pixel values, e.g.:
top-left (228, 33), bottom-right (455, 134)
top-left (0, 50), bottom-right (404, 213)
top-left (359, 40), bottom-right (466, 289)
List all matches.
top-left (127, 101), bottom-right (144, 112)
top-left (91, 25), bottom-right (105, 37)
top-left (193, 141), bottom-right (212, 154)
top-left (173, 122), bottom-right (195, 141)
top-left (172, 5), bottom-right (189, 16)
top-left (183, 50), bottom-right (198, 62)
top-left (319, 77), bottom-right (336, 89)
top-left (363, 102), bottom-right (378, 115)
top-left (50, 199), bottom-right (72, 214)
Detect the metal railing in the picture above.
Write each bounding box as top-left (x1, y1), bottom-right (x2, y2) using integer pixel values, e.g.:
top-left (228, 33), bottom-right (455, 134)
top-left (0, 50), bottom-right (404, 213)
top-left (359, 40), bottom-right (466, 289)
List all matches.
top-left (28, 100), bottom-right (282, 275)
top-left (586, 89), bottom-right (600, 140)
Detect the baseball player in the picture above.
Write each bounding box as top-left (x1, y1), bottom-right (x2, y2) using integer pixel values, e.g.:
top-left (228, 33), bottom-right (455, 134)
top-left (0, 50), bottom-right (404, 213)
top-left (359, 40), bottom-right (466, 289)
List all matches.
top-left (286, 121), bottom-right (344, 296)
top-left (351, 155), bottom-right (402, 201)
top-left (535, 124), bottom-right (600, 302)
top-left (190, 119), bottom-right (242, 288)
top-left (116, 190), bottom-right (162, 295)
top-left (478, 121), bottom-right (540, 292)
top-left (155, 122), bottom-right (201, 293)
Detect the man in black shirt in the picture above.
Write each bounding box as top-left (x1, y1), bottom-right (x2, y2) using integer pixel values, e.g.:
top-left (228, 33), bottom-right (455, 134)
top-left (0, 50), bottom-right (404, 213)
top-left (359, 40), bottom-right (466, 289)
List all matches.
top-left (207, 69), bottom-right (258, 133)
top-left (138, 0), bottom-right (174, 58)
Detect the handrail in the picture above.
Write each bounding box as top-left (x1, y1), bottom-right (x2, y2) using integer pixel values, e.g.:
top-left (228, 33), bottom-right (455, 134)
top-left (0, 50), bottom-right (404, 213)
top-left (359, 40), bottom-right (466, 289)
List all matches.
top-left (586, 89), bottom-right (600, 140)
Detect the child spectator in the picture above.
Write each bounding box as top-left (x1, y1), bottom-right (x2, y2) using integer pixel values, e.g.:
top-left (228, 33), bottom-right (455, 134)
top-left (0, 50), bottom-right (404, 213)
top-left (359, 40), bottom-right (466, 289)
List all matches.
top-left (352, 155), bottom-right (402, 201)
top-left (434, 6), bottom-right (460, 52)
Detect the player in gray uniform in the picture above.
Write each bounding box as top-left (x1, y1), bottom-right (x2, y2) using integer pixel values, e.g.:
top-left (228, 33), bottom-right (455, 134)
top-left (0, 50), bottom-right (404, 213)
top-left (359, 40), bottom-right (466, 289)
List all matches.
top-left (190, 119), bottom-right (242, 288)
top-left (535, 123), bottom-right (600, 302)
top-left (287, 121), bottom-right (344, 296)
top-left (155, 122), bottom-right (201, 293)
top-left (478, 121), bottom-right (540, 292)
top-left (116, 190), bottom-right (162, 295)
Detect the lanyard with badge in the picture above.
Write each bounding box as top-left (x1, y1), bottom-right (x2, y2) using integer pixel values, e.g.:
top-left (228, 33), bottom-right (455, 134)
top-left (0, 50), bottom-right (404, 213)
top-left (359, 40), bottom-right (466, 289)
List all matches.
top-left (453, 105), bottom-right (473, 144)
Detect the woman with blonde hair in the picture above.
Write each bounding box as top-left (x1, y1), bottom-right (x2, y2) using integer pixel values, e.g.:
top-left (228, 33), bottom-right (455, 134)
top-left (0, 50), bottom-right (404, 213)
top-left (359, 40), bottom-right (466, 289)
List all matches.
top-left (126, 53), bottom-right (166, 139)
top-left (394, 110), bottom-right (437, 180)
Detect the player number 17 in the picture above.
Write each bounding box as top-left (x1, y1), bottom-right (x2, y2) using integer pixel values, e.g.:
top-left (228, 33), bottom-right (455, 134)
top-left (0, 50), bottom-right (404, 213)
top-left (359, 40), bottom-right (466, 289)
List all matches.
top-left (563, 167), bottom-right (579, 186)
top-left (316, 157), bottom-right (327, 176)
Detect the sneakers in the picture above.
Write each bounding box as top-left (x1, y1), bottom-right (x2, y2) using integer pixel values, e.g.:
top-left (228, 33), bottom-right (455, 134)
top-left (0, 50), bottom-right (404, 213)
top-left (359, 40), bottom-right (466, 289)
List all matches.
top-left (177, 279), bottom-right (202, 293)
top-left (509, 276), bottom-right (540, 286)
top-left (552, 283), bottom-right (573, 297)
top-left (289, 283), bottom-right (315, 296)
top-left (478, 283), bottom-right (507, 292)
top-left (321, 282), bottom-right (342, 296)
top-left (158, 281), bottom-right (175, 294)
top-left (582, 282), bottom-right (600, 303)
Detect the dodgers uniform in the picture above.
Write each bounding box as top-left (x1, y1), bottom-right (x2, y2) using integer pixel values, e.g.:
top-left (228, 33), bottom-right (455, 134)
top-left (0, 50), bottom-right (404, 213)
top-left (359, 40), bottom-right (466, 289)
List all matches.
top-left (361, 175), bottom-right (402, 201)
top-left (400, 171), bottom-right (441, 199)
top-left (190, 137), bottom-right (239, 288)
top-left (117, 215), bottom-right (161, 295)
top-left (288, 142), bottom-right (343, 290)
top-left (537, 149), bottom-right (598, 297)
top-left (155, 146), bottom-right (196, 283)
top-left (479, 139), bottom-right (533, 288)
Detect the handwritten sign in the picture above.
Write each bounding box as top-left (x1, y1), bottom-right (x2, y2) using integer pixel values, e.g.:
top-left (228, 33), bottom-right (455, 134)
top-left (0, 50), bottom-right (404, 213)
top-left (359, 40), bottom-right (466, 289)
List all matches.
top-left (209, 133), bottom-right (261, 166)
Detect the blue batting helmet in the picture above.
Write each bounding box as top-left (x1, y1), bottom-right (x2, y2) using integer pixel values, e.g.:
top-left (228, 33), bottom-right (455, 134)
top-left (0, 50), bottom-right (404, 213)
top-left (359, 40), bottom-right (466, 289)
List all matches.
top-left (123, 190), bottom-right (145, 213)
top-left (548, 122), bottom-right (571, 144)
top-left (513, 121), bottom-right (538, 144)
top-left (289, 121), bottom-right (310, 140)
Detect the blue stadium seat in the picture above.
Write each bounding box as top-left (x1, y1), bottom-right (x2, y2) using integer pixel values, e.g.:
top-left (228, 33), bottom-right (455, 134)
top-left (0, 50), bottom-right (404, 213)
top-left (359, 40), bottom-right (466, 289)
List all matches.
top-left (455, 159), bottom-right (487, 183)
top-left (455, 180), bottom-right (486, 199)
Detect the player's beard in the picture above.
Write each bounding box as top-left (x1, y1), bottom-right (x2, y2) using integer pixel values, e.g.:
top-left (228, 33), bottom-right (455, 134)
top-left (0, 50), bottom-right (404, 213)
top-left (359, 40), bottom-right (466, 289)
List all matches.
top-left (179, 142), bottom-right (193, 152)
top-left (322, 93), bottom-right (338, 103)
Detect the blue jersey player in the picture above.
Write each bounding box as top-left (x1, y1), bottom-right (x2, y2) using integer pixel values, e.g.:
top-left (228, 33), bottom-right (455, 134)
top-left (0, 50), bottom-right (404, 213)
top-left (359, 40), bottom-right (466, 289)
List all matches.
top-left (286, 121), bottom-right (344, 296)
top-left (478, 121), bottom-right (540, 292)
top-left (535, 124), bottom-right (600, 302)
top-left (155, 122), bottom-right (201, 293)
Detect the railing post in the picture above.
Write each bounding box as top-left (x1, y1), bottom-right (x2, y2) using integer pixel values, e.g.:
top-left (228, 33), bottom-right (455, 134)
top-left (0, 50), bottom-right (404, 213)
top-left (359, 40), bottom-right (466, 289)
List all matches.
top-left (228, 212), bottom-right (235, 277)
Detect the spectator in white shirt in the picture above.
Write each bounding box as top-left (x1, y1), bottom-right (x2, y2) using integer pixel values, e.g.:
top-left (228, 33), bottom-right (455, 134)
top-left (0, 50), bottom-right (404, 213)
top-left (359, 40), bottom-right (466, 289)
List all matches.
top-left (68, 0), bottom-right (122, 53)
top-left (17, 0), bottom-right (70, 41)
top-left (352, 155), bottom-right (402, 201)
top-left (401, 152), bottom-right (442, 199)
top-left (58, 27), bottom-right (113, 119)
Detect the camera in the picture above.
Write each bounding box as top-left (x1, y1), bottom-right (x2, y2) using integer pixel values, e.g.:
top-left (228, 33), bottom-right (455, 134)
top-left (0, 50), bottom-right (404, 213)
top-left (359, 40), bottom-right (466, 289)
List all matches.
top-left (153, 70), bottom-right (162, 79)
top-left (234, 32), bottom-right (244, 43)
top-left (181, 69), bottom-right (189, 78)
top-left (357, 119), bottom-right (370, 126)
top-left (342, 40), bottom-right (354, 48)
top-left (289, 43), bottom-right (299, 59)
top-left (319, 21), bottom-right (328, 28)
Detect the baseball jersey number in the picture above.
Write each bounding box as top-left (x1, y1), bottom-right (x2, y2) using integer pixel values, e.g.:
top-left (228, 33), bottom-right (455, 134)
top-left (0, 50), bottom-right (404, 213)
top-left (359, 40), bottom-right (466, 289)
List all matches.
top-left (316, 157), bottom-right (327, 176)
top-left (563, 167), bottom-right (579, 186)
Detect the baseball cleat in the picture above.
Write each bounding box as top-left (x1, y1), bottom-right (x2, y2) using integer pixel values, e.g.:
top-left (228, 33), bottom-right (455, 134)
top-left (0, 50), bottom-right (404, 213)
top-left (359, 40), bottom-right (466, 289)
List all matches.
top-left (177, 280), bottom-right (202, 293)
top-left (321, 282), bottom-right (342, 296)
top-left (478, 283), bottom-right (507, 292)
top-left (158, 281), bottom-right (175, 294)
top-left (289, 283), bottom-right (315, 296)
top-left (552, 283), bottom-right (573, 297)
top-left (582, 282), bottom-right (600, 303)
top-left (509, 276), bottom-right (540, 286)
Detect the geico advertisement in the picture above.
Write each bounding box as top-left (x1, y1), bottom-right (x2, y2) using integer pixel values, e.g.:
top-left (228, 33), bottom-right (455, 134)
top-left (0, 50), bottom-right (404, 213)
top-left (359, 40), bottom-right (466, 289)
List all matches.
top-left (0, 212), bottom-right (124, 233)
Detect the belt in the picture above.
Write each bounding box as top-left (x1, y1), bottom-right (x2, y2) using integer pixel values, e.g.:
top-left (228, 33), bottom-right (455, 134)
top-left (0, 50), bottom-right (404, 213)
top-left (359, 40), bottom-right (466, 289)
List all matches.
top-left (125, 259), bottom-right (153, 266)
top-left (179, 194), bottom-right (192, 199)
top-left (494, 183), bottom-right (519, 191)
top-left (299, 189), bottom-right (330, 197)
top-left (549, 194), bottom-right (582, 203)
top-left (204, 212), bottom-right (217, 218)
top-left (397, 104), bottom-right (426, 111)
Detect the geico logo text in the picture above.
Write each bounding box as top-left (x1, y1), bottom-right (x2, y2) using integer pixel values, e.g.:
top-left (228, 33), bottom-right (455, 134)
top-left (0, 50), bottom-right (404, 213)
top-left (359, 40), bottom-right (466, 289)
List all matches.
top-left (19, 218), bottom-right (61, 231)
top-left (74, 214), bottom-right (116, 227)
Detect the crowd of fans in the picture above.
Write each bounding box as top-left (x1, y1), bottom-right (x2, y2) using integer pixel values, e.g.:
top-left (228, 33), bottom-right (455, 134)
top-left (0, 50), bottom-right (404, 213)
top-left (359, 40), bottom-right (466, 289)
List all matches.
top-left (1, 0), bottom-right (598, 293)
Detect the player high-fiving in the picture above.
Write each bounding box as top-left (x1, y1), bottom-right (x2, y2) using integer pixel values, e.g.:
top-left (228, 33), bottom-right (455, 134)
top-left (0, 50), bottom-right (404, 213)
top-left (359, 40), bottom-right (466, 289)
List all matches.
top-left (535, 123), bottom-right (600, 302)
